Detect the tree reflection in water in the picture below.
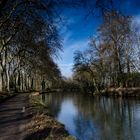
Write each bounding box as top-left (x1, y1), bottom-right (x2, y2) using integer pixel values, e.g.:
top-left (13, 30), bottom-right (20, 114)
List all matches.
top-left (41, 93), bottom-right (140, 140)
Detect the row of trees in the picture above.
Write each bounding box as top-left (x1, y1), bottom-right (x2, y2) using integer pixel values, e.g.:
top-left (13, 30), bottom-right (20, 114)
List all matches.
top-left (73, 9), bottom-right (140, 93)
top-left (0, 0), bottom-right (127, 92)
top-left (0, 0), bottom-right (64, 92)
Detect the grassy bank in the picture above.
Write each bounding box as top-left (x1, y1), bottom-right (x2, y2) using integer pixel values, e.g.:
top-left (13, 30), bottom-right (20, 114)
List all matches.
top-left (24, 94), bottom-right (76, 140)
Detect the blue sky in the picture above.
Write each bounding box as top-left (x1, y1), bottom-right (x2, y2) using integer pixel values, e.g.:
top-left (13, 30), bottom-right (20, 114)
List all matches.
top-left (56, 0), bottom-right (140, 77)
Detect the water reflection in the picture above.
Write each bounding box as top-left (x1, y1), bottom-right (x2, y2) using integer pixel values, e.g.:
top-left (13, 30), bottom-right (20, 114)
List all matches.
top-left (57, 100), bottom-right (77, 135)
top-left (41, 93), bottom-right (140, 140)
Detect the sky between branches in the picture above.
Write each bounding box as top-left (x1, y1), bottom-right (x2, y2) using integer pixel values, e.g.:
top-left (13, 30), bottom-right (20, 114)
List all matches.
top-left (56, 0), bottom-right (140, 77)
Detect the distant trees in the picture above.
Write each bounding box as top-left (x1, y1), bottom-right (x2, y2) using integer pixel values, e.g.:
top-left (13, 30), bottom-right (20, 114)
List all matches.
top-left (73, 50), bottom-right (99, 93)
top-left (73, 9), bottom-right (140, 93)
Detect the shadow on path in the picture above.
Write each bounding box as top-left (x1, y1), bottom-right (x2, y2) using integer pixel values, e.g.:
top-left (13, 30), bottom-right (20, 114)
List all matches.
top-left (0, 93), bottom-right (32, 140)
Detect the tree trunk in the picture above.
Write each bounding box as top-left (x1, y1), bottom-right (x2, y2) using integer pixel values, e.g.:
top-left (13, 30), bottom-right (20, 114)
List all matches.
top-left (1, 70), bottom-right (6, 91)
top-left (6, 68), bottom-right (10, 91)
top-left (5, 63), bottom-right (10, 91)
top-left (31, 78), bottom-right (34, 90)
top-left (0, 67), bottom-right (2, 91)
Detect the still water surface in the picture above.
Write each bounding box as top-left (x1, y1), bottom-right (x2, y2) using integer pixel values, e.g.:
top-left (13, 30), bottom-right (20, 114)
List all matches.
top-left (41, 93), bottom-right (140, 140)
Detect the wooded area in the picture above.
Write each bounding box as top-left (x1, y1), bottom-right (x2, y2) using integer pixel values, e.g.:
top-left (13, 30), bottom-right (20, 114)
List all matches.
top-left (73, 7), bottom-right (140, 94)
top-left (0, 0), bottom-right (64, 92)
top-left (1, 0), bottom-right (140, 95)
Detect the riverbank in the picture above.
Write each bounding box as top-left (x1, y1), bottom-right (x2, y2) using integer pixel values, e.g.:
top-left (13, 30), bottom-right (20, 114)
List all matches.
top-left (40, 87), bottom-right (140, 97)
top-left (101, 87), bottom-right (140, 97)
top-left (0, 92), bottom-right (76, 140)
top-left (24, 93), bottom-right (76, 140)
top-left (24, 114), bottom-right (75, 140)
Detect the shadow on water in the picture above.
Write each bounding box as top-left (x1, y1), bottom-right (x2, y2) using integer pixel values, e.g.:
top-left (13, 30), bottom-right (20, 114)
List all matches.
top-left (41, 93), bottom-right (140, 140)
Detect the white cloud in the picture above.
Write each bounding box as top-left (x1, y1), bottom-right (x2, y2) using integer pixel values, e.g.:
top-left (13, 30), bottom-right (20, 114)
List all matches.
top-left (132, 15), bottom-right (140, 25)
top-left (57, 39), bottom-right (88, 77)
top-left (55, 15), bottom-right (90, 77)
top-left (62, 31), bottom-right (72, 45)
top-left (58, 63), bottom-right (73, 78)
top-left (57, 39), bottom-right (89, 77)
top-left (132, 15), bottom-right (140, 31)
top-left (65, 39), bottom-right (89, 53)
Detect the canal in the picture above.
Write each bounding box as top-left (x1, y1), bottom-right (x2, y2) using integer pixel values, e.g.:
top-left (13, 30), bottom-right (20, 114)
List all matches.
top-left (41, 93), bottom-right (140, 140)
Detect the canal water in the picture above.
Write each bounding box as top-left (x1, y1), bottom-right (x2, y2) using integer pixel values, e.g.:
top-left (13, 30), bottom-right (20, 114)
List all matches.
top-left (41, 93), bottom-right (140, 140)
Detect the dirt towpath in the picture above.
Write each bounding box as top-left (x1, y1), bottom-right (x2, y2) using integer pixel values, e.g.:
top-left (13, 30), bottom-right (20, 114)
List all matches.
top-left (0, 93), bottom-right (32, 140)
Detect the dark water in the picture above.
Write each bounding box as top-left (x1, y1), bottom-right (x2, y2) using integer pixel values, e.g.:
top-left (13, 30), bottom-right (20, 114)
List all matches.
top-left (41, 93), bottom-right (140, 140)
